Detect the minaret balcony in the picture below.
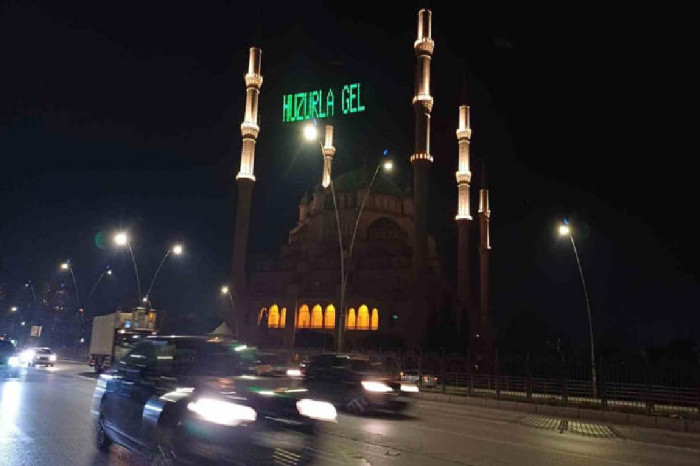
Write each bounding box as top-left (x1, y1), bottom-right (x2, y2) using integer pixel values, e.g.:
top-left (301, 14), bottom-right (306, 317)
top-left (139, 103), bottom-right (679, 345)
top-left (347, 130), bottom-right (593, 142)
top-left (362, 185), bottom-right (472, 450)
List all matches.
top-left (413, 38), bottom-right (435, 55)
top-left (244, 73), bottom-right (263, 88)
top-left (240, 122), bottom-right (260, 139)
top-left (456, 128), bottom-right (472, 140)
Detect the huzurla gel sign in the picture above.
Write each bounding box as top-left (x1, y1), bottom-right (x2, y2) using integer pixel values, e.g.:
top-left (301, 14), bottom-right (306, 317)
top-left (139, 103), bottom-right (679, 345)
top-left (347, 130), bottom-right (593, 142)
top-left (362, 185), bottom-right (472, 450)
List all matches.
top-left (282, 83), bottom-right (365, 122)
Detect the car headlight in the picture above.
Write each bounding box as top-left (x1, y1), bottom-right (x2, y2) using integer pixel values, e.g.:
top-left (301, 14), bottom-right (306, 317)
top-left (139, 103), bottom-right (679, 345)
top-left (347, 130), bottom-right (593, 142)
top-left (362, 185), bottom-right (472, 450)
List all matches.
top-left (400, 384), bottom-right (419, 393)
top-left (49, 354), bottom-right (57, 362)
top-left (20, 350), bottom-right (34, 361)
top-left (296, 399), bottom-right (337, 422)
top-left (187, 398), bottom-right (256, 426)
top-left (286, 368), bottom-right (302, 377)
top-left (361, 381), bottom-right (393, 393)
top-left (8, 356), bottom-right (21, 367)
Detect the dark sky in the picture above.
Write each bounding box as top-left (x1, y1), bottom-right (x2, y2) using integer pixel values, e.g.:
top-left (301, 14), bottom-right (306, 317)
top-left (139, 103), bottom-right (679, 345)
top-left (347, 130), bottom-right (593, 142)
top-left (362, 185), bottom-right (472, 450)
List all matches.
top-left (0, 1), bottom-right (696, 347)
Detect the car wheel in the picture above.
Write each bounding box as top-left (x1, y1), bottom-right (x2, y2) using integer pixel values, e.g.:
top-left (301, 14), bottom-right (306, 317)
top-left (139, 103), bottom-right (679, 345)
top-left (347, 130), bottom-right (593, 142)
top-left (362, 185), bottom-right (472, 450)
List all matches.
top-left (49, 364), bottom-right (54, 367)
top-left (95, 418), bottom-right (112, 451)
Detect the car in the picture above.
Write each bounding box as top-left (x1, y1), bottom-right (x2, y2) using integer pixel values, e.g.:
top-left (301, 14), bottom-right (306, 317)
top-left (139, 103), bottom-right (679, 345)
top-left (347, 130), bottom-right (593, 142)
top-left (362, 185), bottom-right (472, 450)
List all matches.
top-left (92, 336), bottom-right (337, 464)
top-left (0, 339), bottom-right (21, 378)
top-left (258, 352), bottom-right (304, 378)
top-left (304, 353), bottom-right (418, 414)
top-left (401, 369), bottom-right (438, 388)
top-left (20, 347), bottom-right (57, 367)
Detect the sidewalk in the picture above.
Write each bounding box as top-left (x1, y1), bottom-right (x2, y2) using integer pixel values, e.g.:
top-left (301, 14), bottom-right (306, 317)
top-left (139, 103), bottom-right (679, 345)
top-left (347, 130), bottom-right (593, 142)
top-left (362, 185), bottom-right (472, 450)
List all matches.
top-left (416, 390), bottom-right (700, 434)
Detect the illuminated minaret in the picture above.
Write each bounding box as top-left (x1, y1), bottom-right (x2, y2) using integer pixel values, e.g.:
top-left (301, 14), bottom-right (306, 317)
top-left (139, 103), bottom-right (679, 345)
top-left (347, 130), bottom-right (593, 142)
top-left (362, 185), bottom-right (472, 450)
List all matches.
top-left (456, 105), bottom-right (473, 330)
top-left (321, 125), bottom-right (336, 188)
top-left (232, 47), bottom-right (263, 294)
top-left (411, 8), bottom-right (434, 275)
top-left (478, 180), bottom-right (491, 340)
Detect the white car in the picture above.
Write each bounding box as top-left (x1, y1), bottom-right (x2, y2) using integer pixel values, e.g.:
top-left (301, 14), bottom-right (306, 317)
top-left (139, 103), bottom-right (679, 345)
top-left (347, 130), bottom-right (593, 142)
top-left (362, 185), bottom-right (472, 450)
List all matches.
top-left (401, 370), bottom-right (438, 388)
top-left (21, 347), bottom-right (57, 367)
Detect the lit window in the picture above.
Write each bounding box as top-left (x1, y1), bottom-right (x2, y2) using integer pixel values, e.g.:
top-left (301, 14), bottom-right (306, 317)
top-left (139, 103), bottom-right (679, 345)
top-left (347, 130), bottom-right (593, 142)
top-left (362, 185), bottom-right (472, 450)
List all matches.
top-left (280, 307), bottom-right (286, 328)
top-left (297, 305), bottom-right (310, 328)
top-left (310, 305), bottom-right (323, 329)
top-left (346, 308), bottom-right (356, 329)
top-left (357, 305), bottom-right (369, 330)
top-left (268, 305), bottom-right (279, 328)
top-left (324, 305), bottom-right (335, 329)
top-left (370, 308), bottom-right (379, 330)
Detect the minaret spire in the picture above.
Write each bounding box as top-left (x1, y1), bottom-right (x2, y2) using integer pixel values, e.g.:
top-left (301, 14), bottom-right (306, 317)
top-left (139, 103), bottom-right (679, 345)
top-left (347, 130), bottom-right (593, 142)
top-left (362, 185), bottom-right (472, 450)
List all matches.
top-left (456, 105), bottom-right (473, 333)
top-left (321, 125), bottom-right (336, 188)
top-left (411, 8), bottom-right (435, 276)
top-left (232, 47), bottom-right (263, 295)
top-left (478, 163), bottom-right (492, 346)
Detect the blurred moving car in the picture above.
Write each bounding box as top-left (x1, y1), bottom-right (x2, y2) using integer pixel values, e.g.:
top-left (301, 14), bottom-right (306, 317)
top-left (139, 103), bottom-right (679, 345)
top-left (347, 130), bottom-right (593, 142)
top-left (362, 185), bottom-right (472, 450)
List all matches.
top-left (401, 370), bottom-right (438, 388)
top-left (304, 354), bottom-right (418, 414)
top-left (258, 351), bottom-right (304, 377)
top-left (0, 339), bottom-right (21, 378)
top-left (92, 336), bottom-right (336, 464)
top-left (20, 347), bottom-right (57, 367)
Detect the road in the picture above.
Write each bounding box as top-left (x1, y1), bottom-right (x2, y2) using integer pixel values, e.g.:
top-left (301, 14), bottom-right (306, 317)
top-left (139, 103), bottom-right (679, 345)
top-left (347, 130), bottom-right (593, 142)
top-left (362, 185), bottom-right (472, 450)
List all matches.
top-left (1, 361), bottom-right (699, 465)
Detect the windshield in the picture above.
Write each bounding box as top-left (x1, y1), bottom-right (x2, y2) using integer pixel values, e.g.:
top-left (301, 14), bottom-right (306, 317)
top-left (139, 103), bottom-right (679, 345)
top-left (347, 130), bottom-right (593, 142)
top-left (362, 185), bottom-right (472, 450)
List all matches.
top-left (152, 340), bottom-right (260, 377)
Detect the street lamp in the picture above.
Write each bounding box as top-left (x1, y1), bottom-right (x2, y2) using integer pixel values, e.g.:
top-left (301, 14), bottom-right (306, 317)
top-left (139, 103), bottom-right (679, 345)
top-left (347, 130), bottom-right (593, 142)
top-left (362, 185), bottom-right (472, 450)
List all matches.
top-left (10, 306), bottom-right (17, 312)
top-left (87, 265), bottom-right (112, 304)
top-left (114, 232), bottom-right (141, 304)
top-left (221, 285), bottom-right (238, 340)
top-left (558, 219), bottom-right (597, 398)
top-left (60, 260), bottom-right (81, 308)
top-left (144, 243), bottom-right (184, 306)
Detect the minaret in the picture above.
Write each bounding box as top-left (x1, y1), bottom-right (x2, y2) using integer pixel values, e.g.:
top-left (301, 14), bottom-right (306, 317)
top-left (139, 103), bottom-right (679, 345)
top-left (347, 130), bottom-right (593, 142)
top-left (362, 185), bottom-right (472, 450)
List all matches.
top-left (232, 47), bottom-right (263, 295)
top-left (411, 8), bottom-right (434, 275)
top-left (321, 125), bottom-right (336, 188)
top-left (478, 177), bottom-right (491, 342)
top-left (456, 105), bottom-right (473, 331)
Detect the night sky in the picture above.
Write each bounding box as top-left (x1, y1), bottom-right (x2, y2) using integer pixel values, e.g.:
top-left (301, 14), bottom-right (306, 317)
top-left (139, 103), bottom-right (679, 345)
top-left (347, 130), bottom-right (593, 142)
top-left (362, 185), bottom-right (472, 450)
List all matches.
top-left (1, 1), bottom-right (695, 349)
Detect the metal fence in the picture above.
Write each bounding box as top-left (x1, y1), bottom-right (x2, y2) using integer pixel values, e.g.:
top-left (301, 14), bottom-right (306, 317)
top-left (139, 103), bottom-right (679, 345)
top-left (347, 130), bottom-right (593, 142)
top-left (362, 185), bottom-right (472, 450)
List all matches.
top-left (287, 348), bottom-right (700, 418)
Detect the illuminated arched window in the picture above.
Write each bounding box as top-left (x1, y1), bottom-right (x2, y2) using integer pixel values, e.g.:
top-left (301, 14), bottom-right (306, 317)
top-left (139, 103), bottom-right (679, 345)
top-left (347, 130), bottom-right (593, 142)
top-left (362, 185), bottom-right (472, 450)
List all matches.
top-left (268, 305), bottom-right (279, 328)
top-left (280, 308), bottom-right (286, 328)
top-left (324, 305), bottom-right (335, 329)
top-left (370, 308), bottom-right (379, 330)
top-left (357, 305), bottom-right (370, 330)
top-left (297, 305), bottom-right (310, 329)
top-left (346, 308), bottom-right (356, 329)
top-left (310, 305), bottom-right (323, 329)
top-left (258, 308), bottom-right (267, 326)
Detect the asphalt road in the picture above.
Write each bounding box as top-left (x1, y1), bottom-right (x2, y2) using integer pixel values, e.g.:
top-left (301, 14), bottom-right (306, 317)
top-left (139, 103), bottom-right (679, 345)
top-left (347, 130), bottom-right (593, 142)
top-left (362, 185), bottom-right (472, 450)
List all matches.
top-left (1, 361), bottom-right (699, 465)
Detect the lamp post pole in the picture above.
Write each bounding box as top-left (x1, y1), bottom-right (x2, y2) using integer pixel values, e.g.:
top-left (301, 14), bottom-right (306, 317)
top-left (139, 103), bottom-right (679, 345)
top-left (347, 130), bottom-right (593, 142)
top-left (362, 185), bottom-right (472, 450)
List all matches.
top-left (221, 286), bottom-right (238, 340)
top-left (144, 244), bottom-right (183, 306)
top-left (559, 222), bottom-right (597, 399)
top-left (114, 233), bottom-right (141, 305)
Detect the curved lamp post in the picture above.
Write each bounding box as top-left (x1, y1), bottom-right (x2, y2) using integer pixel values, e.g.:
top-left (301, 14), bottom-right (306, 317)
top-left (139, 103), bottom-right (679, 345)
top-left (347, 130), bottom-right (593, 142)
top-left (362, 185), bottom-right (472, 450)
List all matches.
top-left (559, 220), bottom-right (597, 398)
top-left (87, 265), bottom-right (112, 304)
top-left (143, 244), bottom-right (183, 306)
top-left (60, 261), bottom-right (81, 309)
top-left (221, 285), bottom-right (238, 340)
top-left (114, 232), bottom-right (141, 305)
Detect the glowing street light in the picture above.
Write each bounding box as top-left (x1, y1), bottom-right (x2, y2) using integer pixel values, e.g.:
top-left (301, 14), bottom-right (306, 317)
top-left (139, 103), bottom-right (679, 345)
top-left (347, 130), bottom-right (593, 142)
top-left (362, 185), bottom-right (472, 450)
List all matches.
top-left (220, 285), bottom-right (237, 339)
top-left (60, 260), bottom-right (81, 308)
top-left (383, 160), bottom-right (394, 172)
top-left (60, 263), bottom-right (69, 270)
top-left (557, 219), bottom-right (597, 398)
top-left (144, 243), bottom-right (185, 307)
top-left (10, 306), bottom-right (17, 312)
top-left (114, 232), bottom-right (141, 303)
top-left (303, 124), bottom-right (318, 141)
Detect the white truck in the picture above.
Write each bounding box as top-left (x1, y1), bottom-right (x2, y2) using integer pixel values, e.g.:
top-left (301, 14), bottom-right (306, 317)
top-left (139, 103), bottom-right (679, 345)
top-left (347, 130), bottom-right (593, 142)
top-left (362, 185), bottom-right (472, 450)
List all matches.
top-left (88, 307), bottom-right (157, 373)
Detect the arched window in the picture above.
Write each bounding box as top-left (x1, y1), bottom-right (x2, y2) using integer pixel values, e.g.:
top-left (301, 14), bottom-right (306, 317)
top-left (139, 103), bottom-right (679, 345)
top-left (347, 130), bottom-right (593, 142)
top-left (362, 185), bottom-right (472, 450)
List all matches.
top-left (357, 305), bottom-right (370, 330)
top-left (346, 308), bottom-right (356, 329)
top-left (310, 305), bottom-right (323, 328)
top-left (280, 308), bottom-right (286, 328)
top-left (370, 308), bottom-right (379, 330)
top-left (258, 308), bottom-right (267, 326)
top-left (324, 305), bottom-right (335, 329)
top-left (268, 305), bottom-right (279, 328)
top-left (297, 305), bottom-right (310, 329)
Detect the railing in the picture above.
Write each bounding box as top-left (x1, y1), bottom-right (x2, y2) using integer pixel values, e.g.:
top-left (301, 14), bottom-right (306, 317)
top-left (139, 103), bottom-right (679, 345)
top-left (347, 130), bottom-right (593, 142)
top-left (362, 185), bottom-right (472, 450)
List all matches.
top-left (283, 348), bottom-right (700, 418)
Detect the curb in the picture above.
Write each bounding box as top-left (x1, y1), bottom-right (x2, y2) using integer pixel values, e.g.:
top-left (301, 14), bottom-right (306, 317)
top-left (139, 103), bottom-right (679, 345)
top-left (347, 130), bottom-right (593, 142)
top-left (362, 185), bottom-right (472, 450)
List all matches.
top-left (416, 391), bottom-right (700, 434)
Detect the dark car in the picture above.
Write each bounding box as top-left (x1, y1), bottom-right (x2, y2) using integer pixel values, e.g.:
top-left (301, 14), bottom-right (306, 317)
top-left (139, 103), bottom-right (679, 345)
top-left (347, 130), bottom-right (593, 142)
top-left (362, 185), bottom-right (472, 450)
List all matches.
top-left (92, 336), bottom-right (337, 465)
top-left (0, 339), bottom-right (21, 378)
top-left (304, 353), bottom-right (418, 414)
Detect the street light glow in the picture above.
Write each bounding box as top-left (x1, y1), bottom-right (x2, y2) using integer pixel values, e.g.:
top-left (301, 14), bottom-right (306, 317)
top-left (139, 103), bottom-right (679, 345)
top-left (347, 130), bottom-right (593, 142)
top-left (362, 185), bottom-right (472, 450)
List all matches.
top-left (303, 124), bottom-right (318, 141)
top-left (383, 160), bottom-right (393, 172)
top-left (10, 306), bottom-right (17, 312)
top-left (221, 286), bottom-right (229, 295)
top-left (114, 232), bottom-right (128, 246)
top-left (142, 297), bottom-right (148, 303)
top-left (106, 270), bottom-right (112, 275)
top-left (60, 263), bottom-right (69, 270)
top-left (558, 224), bottom-right (570, 236)
top-left (172, 244), bottom-right (183, 255)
